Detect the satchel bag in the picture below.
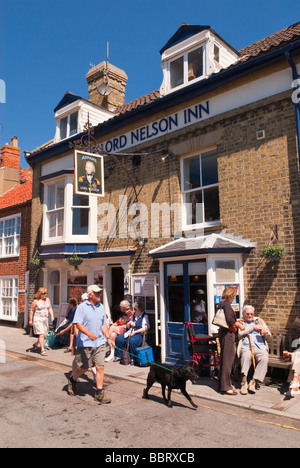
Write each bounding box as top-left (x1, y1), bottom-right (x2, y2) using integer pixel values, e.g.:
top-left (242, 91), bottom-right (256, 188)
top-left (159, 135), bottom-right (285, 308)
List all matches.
top-left (212, 308), bottom-right (229, 329)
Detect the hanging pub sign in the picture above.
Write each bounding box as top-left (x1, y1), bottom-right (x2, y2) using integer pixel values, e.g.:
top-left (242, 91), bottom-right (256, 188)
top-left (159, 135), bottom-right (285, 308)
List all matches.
top-left (74, 150), bottom-right (104, 197)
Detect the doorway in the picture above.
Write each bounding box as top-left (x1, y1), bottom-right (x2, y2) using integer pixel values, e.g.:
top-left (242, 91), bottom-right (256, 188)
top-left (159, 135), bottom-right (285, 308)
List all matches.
top-left (164, 259), bottom-right (208, 365)
top-left (111, 267), bottom-right (124, 322)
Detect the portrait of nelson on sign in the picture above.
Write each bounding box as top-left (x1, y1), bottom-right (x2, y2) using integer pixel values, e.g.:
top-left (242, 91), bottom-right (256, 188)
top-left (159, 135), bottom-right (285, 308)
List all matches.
top-left (74, 150), bottom-right (104, 197)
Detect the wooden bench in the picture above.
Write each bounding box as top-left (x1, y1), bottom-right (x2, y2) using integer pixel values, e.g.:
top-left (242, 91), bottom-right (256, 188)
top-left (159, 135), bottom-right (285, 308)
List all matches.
top-left (268, 328), bottom-right (299, 371)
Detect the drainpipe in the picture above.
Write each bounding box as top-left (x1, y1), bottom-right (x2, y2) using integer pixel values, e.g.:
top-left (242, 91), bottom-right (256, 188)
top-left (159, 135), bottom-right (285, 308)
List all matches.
top-left (285, 48), bottom-right (300, 172)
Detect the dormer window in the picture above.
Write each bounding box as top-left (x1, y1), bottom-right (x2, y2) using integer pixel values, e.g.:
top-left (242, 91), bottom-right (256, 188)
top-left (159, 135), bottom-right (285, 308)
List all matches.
top-left (59, 112), bottom-right (78, 140)
top-left (53, 92), bottom-right (115, 144)
top-left (160, 24), bottom-right (239, 96)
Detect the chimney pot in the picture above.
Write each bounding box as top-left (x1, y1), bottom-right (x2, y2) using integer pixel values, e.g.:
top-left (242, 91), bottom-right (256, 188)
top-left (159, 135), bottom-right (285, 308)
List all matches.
top-left (11, 136), bottom-right (18, 147)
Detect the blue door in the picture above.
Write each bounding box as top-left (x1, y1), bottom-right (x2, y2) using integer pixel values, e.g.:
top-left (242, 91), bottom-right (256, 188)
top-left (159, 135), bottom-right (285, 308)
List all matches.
top-left (164, 260), bottom-right (208, 365)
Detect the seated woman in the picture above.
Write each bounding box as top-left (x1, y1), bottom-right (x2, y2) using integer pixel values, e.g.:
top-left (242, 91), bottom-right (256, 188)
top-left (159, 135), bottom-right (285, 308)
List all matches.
top-left (105, 300), bottom-right (133, 362)
top-left (114, 300), bottom-right (150, 365)
top-left (55, 298), bottom-right (78, 351)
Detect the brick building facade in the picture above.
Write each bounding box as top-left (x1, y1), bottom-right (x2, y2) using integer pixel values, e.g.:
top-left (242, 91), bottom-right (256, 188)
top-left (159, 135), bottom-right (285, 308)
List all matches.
top-left (26, 22), bottom-right (300, 363)
top-left (0, 138), bottom-right (32, 327)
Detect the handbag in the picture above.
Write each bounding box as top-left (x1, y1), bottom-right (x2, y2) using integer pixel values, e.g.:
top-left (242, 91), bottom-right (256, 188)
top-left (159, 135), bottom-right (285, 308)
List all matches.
top-left (45, 331), bottom-right (56, 347)
top-left (212, 308), bottom-right (229, 329)
top-left (121, 339), bottom-right (131, 365)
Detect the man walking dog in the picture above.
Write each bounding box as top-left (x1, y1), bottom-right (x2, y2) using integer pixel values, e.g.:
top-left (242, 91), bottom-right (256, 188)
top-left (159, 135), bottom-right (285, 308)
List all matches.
top-left (67, 284), bottom-right (112, 404)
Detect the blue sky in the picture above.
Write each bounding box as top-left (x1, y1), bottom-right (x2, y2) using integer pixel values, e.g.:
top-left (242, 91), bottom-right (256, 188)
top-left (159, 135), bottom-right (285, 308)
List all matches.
top-left (1, 0), bottom-right (299, 167)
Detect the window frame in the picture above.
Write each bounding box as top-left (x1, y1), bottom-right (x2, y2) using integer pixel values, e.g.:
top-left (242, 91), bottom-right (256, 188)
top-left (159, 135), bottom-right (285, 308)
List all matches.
top-left (181, 149), bottom-right (220, 231)
top-left (0, 214), bottom-right (21, 258)
top-left (169, 44), bottom-right (206, 91)
top-left (44, 180), bottom-right (65, 242)
top-left (58, 111), bottom-right (78, 140)
top-left (42, 175), bottom-right (97, 245)
top-left (0, 276), bottom-right (19, 321)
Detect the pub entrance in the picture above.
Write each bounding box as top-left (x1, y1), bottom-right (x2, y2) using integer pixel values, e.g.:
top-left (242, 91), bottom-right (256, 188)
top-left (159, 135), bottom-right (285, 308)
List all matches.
top-left (164, 259), bottom-right (208, 365)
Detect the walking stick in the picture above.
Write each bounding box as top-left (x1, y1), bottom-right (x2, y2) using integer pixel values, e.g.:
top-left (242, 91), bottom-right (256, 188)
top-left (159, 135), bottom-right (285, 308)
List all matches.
top-left (247, 334), bottom-right (256, 371)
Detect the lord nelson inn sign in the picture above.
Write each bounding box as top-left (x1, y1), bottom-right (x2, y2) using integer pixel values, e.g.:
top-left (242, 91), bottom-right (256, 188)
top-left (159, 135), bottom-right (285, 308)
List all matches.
top-left (102, 100), bottom-right (210, 153)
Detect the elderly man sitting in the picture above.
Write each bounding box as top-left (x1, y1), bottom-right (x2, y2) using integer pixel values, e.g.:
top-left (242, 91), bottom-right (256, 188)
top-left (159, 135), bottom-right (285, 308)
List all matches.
top-left (237, 305), bottom-right (271, 395)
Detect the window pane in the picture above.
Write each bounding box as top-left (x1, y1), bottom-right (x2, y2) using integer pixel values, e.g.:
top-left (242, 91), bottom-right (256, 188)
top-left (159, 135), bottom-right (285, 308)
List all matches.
top-left (16, 216), bottom-right (21, 235)
top-left (189, 262), bottom-right (206, 276)
top-left (57, 186), bottom-right (64, 208)
top-left (185, 190), bottom-right (203, 225)
top-left (183, 156), bottom-right (200, 190)
top-left (53, 285), bottom-right (60, 307)
top-left (60, 117), bottom-right (67, 139)
top-left (49, 213), bottom-right (56, 237)
top-left (167, 263), bottom-right (183, 284)
top-left (167, 285), bottom-right (185, 322)
top-left (72, 208), bottom-right (89, 235)
top-left (48, 185), bottom-right (56, 211)
top-left (170, 56), bottom-right (184, 89)
top-left (188, 47), bottom-right (203, 81)
top-left (67, 275), bottom-right (87, 303)
top-left (201, 152), bottom-right (218, 186)
top-left (215, 260), bottom-right (236, 282)
top-left (69, 112), bottom-right (78, 136)
top-left (203, 186), bottom-right (220, 222)
top-left (57, 210), bottom-right (64, 237)
top-left (5, 218), bottom-right (14, 236)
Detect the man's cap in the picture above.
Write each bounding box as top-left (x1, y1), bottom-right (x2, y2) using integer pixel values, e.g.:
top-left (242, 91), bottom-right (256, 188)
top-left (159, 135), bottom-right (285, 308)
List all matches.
top-left (196, 289), bottom-right (205, 295)
top-left (87, 284), bottom-right (103, 294)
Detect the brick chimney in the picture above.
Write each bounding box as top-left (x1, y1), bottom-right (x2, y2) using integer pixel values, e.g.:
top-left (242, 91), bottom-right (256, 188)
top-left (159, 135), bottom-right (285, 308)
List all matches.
top-left (0, 137), bottom-right (20, 195)
top-left (86, 62), bottom-right (128, 111)
top-left (0, 136), bottom-right (20, 169)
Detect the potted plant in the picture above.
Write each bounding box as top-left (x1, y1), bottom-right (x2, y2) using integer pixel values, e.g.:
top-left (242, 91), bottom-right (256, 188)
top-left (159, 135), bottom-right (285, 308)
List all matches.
top-left (262, 245), bottom-right (285, 263)
top-left (66, 253), bottom-right (83, 270)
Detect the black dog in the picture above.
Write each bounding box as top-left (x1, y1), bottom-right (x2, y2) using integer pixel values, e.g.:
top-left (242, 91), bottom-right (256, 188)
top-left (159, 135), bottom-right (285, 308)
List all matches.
top-left (143, 362), bottom-right (199, 408)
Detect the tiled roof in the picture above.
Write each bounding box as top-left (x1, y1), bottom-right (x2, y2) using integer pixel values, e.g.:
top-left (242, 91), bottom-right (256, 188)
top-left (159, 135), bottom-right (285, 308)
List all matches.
top-left (116, 90), bottom-right (161, 115)
top-left (239, 21), bottom-right (300, 61)
top-left (0, 180), bottom-right (32, 210)
top-left (149, 232), bottom-right (257, 258)
top-left (115, 22), bottom-right (300, 116)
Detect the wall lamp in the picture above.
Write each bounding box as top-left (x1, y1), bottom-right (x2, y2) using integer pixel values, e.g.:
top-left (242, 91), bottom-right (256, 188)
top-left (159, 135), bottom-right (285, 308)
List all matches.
top-left (138, 237), bottom-right (148, 246)
top-left (162, 151), bottom-right (175, 162)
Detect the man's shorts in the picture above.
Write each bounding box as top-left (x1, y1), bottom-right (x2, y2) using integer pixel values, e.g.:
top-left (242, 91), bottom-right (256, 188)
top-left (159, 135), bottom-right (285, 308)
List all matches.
top-left (76, 345), bottom-right (106, 369)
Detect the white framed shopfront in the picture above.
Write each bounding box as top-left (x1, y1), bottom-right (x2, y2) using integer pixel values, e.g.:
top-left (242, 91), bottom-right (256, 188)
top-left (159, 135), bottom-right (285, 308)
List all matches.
top-left (156, 253), bottom-right (245, 364)
top-left (40, 256), bottom-right (132, 323)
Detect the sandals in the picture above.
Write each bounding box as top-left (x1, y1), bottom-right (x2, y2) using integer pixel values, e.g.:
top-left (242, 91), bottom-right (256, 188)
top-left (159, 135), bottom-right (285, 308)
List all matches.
top-left (40, 350), bottom-right (48, 356)
top-left (221, 389), bottom-right (238, 395)
top-left (33, 343), bottom-right (39, 352)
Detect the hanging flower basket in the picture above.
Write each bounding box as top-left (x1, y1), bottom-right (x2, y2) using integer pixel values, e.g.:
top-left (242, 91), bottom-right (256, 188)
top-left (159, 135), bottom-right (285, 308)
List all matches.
top-left (66, 254), bottom-right (83, 270)
top-left (29, 258), bottom-right (44, 270)
top-left (262, 245), bottom-right (285, 263)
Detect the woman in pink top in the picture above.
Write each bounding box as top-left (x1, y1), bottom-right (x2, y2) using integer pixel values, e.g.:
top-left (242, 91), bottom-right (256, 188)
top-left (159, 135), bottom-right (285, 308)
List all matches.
top-left (29, 287), bottom-right (54, 356)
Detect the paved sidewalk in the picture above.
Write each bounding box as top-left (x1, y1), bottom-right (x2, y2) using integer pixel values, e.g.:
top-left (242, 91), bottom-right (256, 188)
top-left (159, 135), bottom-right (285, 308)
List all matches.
top-left (1, 325), bottom-right (300, 421)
